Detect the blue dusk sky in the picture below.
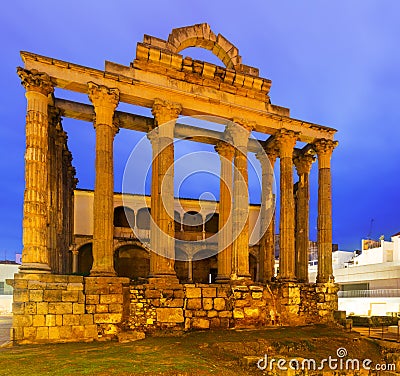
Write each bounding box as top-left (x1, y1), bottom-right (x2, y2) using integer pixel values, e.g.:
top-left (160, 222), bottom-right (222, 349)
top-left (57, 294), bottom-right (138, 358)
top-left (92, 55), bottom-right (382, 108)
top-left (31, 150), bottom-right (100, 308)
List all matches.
top-left (1, 1), bottom-right (400, 259)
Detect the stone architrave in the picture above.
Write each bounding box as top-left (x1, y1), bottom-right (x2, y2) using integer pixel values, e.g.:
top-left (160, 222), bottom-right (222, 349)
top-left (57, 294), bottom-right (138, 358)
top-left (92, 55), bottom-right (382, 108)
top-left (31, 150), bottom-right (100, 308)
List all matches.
top-left (293, 152), bottom-right (315, 282)
top-left (227, 119), bottom-right (254, 279)
top-left (257, 145), bottom-right (278, 282)
top-left (150, 98), bottom-right (182, 279)
top-left (275, 129), bottom-right (299, 281)
top-left (313, 139), bottom-right (338, 283)
top-left (17, 68), bottom-right (54, 273)
top-left (214, 141), bottom-right (234, 282)
top-left (88, 82), bottom-right (120, 276)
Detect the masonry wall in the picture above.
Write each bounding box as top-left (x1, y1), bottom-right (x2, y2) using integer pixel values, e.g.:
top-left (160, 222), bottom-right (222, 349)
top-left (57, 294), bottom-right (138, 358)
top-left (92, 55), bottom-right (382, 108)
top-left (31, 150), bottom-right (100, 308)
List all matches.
top-left (8, 274), bottom-right (338, 344)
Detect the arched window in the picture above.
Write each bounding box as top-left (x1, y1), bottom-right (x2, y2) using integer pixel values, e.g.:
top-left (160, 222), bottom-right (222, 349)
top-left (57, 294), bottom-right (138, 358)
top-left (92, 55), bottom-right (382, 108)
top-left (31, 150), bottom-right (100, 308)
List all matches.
top-left (113, 206), bottom-right (135, 228)
top-left (205, 213), bottom-right (219, 233)
top-left (183, 211), bottom-right (203, 232)
top-left (136, 207), bottom-right (151, 230)
top-left (78, 243), bottom-right (93, 276)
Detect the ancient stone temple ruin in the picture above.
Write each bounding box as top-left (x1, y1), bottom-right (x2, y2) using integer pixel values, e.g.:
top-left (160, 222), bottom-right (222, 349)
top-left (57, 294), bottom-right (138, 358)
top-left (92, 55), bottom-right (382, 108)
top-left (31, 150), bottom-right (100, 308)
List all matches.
top-left (9, 24), bottom-right (339, 344)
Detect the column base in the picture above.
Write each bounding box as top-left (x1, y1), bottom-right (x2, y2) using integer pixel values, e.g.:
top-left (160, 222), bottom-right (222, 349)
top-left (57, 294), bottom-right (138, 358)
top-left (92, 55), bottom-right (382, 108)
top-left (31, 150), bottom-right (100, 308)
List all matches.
top-left (148, 273), bottom-right (180, 286)
top-left (90, 269), bottom-right (117, 277)
top-left (215, 275), bottom-right (230, 283)
top-left (19, 263), bottom-right (51, 274)
top-left (278, 276), bottom-right (297, 283)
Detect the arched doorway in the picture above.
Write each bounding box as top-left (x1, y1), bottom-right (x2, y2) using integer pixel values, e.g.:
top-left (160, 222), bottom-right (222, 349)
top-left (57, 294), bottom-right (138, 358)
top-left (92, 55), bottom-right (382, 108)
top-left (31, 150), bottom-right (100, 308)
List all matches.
top-left (193, 249), bottom-right (217, 283)
top-left (136, 207), bottom-right (151, 230)
top-left (114, 245), bottom-right (150, 280)
top-left (78, 243), bottom-right (93, 276)
top-left (114, 206), bottom-right (135, 228)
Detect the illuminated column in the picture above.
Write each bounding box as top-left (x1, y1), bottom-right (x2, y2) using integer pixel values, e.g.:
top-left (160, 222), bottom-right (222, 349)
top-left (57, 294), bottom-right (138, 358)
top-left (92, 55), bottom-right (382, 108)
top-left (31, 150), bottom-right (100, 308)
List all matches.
top-left (256, 145), bottom-right (278, 282)
top-left (150, 99), bottom-right (181, 279)
top-left (215, 141), bottom-right (234, 282)
top-left (314, 139), bottom-right (338, 283)
top-left (275, 129), bottom-right (298, 281)
top-left (293, 153), bottom-right (315, 282)
top-left (88, 82), bottom-right (119, 276)
top-left (71, 249), bottom-right (79, 274)
top-left (17, 68), bottom-right (54, 273)
top-left (227, 119), bottom-right (254, 279)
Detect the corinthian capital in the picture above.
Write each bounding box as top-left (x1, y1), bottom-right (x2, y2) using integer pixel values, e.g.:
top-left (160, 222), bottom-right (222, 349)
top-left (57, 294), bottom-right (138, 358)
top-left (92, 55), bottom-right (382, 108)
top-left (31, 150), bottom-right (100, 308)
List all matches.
top-left (274, 129), bottom-right (299, 158)
top-left (152, 98), bottom-right (182, 126)
top-left (293, 153), bottom-right (315, 175)
top-left (313, 138), bottom-right (338, 156)
top-left (88, 82), bottom-right (119, 110)
top-left (17, 67), bottom-right (54, 96)
top-left (226, 119), bottom-right (254, 148)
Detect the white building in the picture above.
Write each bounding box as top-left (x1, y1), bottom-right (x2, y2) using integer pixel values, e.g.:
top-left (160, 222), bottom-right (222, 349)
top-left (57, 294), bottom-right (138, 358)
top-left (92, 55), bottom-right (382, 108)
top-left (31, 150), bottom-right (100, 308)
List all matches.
top-left (333, 233), bottom-right (400, 316)
top-left (0, 262), bottom-right (19, 314)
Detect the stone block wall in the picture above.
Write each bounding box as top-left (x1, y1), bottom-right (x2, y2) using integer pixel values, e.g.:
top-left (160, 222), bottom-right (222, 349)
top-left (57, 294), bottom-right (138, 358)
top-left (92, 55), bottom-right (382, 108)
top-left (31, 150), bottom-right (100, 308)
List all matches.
top-left (7, 274), bottom-right (129, 344)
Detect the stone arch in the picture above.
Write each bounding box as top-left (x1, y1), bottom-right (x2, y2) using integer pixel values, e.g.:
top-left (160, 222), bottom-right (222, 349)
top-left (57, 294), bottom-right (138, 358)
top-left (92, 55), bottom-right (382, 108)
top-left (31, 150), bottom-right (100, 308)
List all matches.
top-left (136, 207), bottom-right (151, 230)
top-left (166, 23), bottom-right (242, 70)
top-left (183, 210), bottom-right (203, 232)
top-left (113, 244), bottom-right (150, 280)
top-left (113, 206), bottom-right (135, 228)
top-left (77, 242), bottom-right (93, 276)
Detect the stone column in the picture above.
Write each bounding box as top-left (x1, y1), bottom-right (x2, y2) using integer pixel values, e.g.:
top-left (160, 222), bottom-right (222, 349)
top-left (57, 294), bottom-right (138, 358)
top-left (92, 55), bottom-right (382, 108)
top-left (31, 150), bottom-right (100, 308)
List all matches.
top-left (71, 249), bottom-right (79, 274)
top-left (149, 99), bottom-right (181, 280)
top-left (227, 119), bottom-right (254, 280)
top-left (293, 153), bottom-right (315, 283)
top-left (17, 68), bottom-right (54, 273)
top-left (215, 141), bottom-right (234, 282)
top-left (314, 139), bottom-right (338, 283)
top-left (88, 82), bottom-right (119, 276)
top-left (275, 129), bottom-right (298, 281)
top-left (256, 146), bottom-right (278, 282)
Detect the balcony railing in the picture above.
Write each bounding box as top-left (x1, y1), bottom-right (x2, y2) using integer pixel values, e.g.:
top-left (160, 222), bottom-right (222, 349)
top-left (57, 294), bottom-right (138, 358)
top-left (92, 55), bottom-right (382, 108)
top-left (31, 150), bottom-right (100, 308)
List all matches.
top-left (338, 289), bottom-right (400, 298)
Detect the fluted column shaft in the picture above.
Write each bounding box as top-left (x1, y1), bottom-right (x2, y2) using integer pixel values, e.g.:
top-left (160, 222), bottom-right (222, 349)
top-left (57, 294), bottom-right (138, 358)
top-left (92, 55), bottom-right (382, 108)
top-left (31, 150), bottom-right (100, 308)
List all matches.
top-left (150, 99), bottom-right (181, 278)
top-left (294, 153), bottom-right (315, 282)
top-left (17, 68), bottom-right (54, 273)
top-left (215, 141), bottom-right (234, 282)
top-left (227, 120), bottom-right (254, 279)
top-left (257, 148), bottom-right (278, 282)
top-left (276, 129), bottom-right (298, 281)
top-left (314, 139), bottom-right (337, 283)
top-left (88, 82), bottom-right (119, 276)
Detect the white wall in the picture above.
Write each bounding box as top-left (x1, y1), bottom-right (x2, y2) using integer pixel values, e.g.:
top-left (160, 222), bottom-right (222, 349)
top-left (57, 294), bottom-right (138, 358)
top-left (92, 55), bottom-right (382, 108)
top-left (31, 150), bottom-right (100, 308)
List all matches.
top-left (339, 297), bottom-right (400, 316)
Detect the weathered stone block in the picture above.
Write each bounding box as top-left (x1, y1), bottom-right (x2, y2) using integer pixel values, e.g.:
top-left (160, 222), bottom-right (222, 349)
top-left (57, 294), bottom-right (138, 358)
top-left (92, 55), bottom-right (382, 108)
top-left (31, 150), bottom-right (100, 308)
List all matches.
top-left (23, 327), bottom-right (37, 340)
top-left (86, 294), bottom-right (99, 305)
top-left (218, 310), bottom-right (232, 318)
top-left (84, 325), bottom-right (98, 339)
top-left (36, 302), bottom-right (49, 315)
top-left (108, 303), bottom-right (123, 313)
top-left (192, 317), bottom-right (209, 329)
top-left (13, 279), bottom-right (28, 289)
top-left (63, 314), bottom-right (81, 326)
top-left (185, 287), bottom-right (201, 298)
top-left (28, 281), bottom-right (47, 290)
top-left (202, 288), bottom-right (216, 298)
top-left (24, 302), bottom-right (37, 315)
top-left (62, 290), bottom-right (79, 302)
top-left (56, 315), bottom-right (63, 326)
top-left (43, 290), bottom-right (62, 302)
top-left (235, 299), bottom-right (250, 308)
top-left (59, 325), bottom-right (73, 339)
top-left (46, 282), bottom-right (68, 290)
top-left (233, 308), bottom-right (244, 319)
top-left (164, 298), bottom-right (184, 308)
top-left (48, 326), bottom-right (60, 340)
top-left (203, 298), bottom-right (213, 310)
top-left (14, 314), bottom-right (33, 327)
top-left (86, 305), bottom-right (96, 314)
top-left (244, 307), bottom-right (260, 318)
top-left (207, 310), bottom-right (218, 318)
top-left (36, 326), bottom-right (49, 340)
top-left (109, 284), bottom-right (123, 294)
top-left (95, 304), bottom-right (109, 313)
top-left (210, 317), bottom-right (221, 328)
top-left (13, 290), bottom-right (29, 303)
top-left (67, 283), bottom-right (83, 291)
top-left (213, 298), bottom-right (226, 311)
top-left (173, 289), bottom-right (185, 299)
top-left (100, 294), bottom-right (123, 304)
top-left (32, 315), bottom-right (45, 327)
top-left (73, 303), bottom-right (85, 315)
top-left (193, 310), bottom-right (207, 317)
top-left (186, 298), bottom-right (202, 310)
top-left (12, 302), bottom-right (25, 315)
top-left (72, 325), bottom-right (85, 338)
top-left (80, 314), bottom-right (94, 326)
top-left (156, 308), bottom-right (184, 323)
top-left (117, 331), bottom-right (145, 343)
top-left (94, 313), bottom-right (123, 324)
top-left (144, 289), bottom-right (161, 299)
top-left (29, 290), bottom-right (43, 302)
top-left (46, 314), bottom-right (56, 327)
top-left (48, 302), bottom-right (72, 315)
top-left (251, 292), bottom-right (263, 299)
